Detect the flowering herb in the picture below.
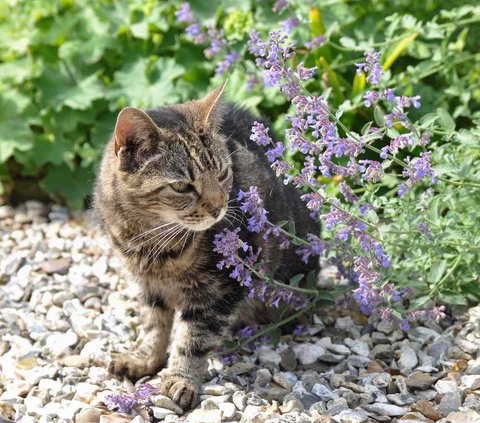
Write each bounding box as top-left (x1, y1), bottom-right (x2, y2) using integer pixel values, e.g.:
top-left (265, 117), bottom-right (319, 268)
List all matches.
top-left (174, 2), bottom-right (480, 335)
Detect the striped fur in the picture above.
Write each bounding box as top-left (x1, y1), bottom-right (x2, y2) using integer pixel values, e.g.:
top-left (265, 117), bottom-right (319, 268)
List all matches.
top-left (94, 89), bottom-right (319, 411)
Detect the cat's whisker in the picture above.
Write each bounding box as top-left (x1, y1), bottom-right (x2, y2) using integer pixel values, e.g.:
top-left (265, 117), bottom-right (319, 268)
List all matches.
top-left (126, 223), bottom-right (181, 252)
top-left (127, 221), bottom-right (177, 244)
top-left (148, 225), bottom-right (185, 260)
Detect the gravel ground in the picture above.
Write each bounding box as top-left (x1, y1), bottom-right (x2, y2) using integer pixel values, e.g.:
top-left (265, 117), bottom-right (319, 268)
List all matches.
top-left (1, 202), bottom-right (479, 423)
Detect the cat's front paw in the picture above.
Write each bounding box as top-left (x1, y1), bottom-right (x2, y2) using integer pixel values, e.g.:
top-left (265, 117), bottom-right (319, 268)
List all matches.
top-left (108, 353), bottom-right (161, 381)
top-left (160, 372), bottom-right (199, 411)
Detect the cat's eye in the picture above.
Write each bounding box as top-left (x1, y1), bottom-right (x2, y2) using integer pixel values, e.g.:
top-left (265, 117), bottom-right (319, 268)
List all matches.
top-left (170, 182), bottom-right (193, 193)
top-left (218, 168), bottom-right (229, 182)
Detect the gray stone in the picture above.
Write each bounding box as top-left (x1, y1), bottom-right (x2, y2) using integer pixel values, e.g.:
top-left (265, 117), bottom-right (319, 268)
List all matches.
top-left (254, 368), bottom-right (272, 386)
top-left (408, 327), bottom-right (440, 344)
top-left (280, 347), bottom-right (297, 371)
top-left (335, 316), bottom-right (357, 331)
top-left (363, 402), bottom-right (410, 417)
top-left (326, 397), bottom-right (349, 415)
top-left (377, 321), bottom-right (395, 334)
top-left (406, 372), bottom-right (434, 390)
top-left (386, 393), bottom-right (417, 406)
top-left (398, 344), bottom-right (418, 371)
top-left (318, 353), bottom-right (344, 364)
top-left (326, 344), bottom-right (350, 355)
top-left (337, 409), bottom-right (370, 423)
top-left (312, 383), bottom-right (337, 402)
top-left (351, 342), bottom-right (369, 357)
top-left (347, 355), bottom-right (370, 368)
top-left (257, 348), bottom-right (281, 367)
top-left (272, 372), bottom-right (297, 390)
top-left (371, 344), bottom-right (394, 360)
top-left (294, 343), bottom-right (325, 365)
top-left (464, 393), bottom-right (480, 412)
top-left (438, 391), bottom-right (463, 416)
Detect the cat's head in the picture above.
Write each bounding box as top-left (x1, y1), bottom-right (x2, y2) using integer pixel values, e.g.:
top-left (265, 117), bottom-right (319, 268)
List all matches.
top-left (110, 83), bottom-right (232, 231)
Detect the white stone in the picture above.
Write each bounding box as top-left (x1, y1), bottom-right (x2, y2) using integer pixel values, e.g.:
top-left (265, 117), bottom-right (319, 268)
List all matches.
top-left (293, 343), bottom-right (325, 365)
top-left (218, 402), bottom-right (236, 421)
top-left (44, 330), bottom-right (78, 357)
top-left (152, 407), bottom-right (176, 419)
top-left (150, 394), bottom-right (183, 414)
top-left (185, 409), bottom-right (222, 423)
top-left (435, 379), bottom-right (458, 394)
top-left (257, 347), bottom-right (281, 367)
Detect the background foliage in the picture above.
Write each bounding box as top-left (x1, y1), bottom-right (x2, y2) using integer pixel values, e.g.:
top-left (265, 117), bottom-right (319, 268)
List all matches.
top-left (1, 0), bottom-right (479, 315)
top-left (0, 0), bottom-right (478, 208)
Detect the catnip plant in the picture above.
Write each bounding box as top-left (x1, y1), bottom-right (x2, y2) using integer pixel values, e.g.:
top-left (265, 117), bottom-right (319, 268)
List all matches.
top-left (176, 2), bottom-right (480, 339)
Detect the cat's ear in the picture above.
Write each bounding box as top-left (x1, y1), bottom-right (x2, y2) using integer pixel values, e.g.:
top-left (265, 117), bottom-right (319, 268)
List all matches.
top-left (113, 107), bottom-right (158, 157)
top-left (198, 80), bottom-right (227, 126)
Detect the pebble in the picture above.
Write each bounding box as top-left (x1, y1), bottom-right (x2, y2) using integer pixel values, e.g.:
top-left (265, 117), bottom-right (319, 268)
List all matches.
top-left (293, 343), bottom-right (325, 365)
top-left (406, 372), bottom-right (434, 390)
top-left (438, 390), bottom-right (463, 416)
top-left (364, 402), bottom-right (410, 416)
top-left (152, 407), bottom-right (176, 419)
top-left (1, 204), bottom-right (480, 423)
top-left (398, 344), bottom-right (418, 371)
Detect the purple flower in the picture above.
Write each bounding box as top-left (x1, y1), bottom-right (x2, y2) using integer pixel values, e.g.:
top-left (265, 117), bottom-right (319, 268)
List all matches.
top-left (272, 0), bottom-right (288, 13)
top-left (340, 182), bottom-right (358, 203)
top-left (355, 50), bottom-right (383, 85)
top-left (215, 50), bottom-right (240, 76)
top-left (281, 17), bottom-right (300, 33)
top-left (359, 160), bottom-right (384, 183)
top-left (296, 233), bottom-right (325, 263)
top-left (395, 95), bottom-right (422, 109)
top-left (295, 62), bottom-right (316, 81)
top-left (185, 23), bottom-right (207, 44)
top-left (305, 35), bottom-right (326, 49)
top-left (238, 187), bottom-right (268, 232)
top-left (384, 89), bottom-right (395, 102)
top-left (266, 142), bottom-right (285, 163)
top-left (293, 324), bottom-right (309, 336)
top-left (250, 121), bottom-right (272, 146)
top-left (246, 72), bottom-right (259, 92)
top-left (400, 152), bottom-right (437, 196)
top-left (175, 2), bottom-right (194, 23)
top-left (363, 90), bottom-right (381, 107)
top-left (104, 393), bottom-right (138, 413)
top-left (220, 352), bottom-right (240, 365)
top-left (271, 159), bottom-right (291, 176)
top-left (239, 325), bottom-right (255, 338)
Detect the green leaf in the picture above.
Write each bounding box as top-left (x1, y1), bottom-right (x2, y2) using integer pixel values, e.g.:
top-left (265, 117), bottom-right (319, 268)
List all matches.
top-left (0, 92), bottom-right (34, 162)
top-left (437, 108), bottom-right (455, 132)
top-left (410, 295), bottom-right (431, 309)
top-left (269, 327), bottom-right (281, 348)
top-left (289, 274), bottom-right (304, 286)
top-left (428, 259), bottom-right (447, 284)
top-left (439, 292), bottom-right (467, 305)
top-left (374, 106), bottom-right (385, 126)
top-left (108, 58), bottom-right (185, 108)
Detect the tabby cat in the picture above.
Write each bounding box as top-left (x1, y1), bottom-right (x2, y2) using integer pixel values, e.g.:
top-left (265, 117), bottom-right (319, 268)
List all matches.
top-left (94, 83), bottom-right (319, 411)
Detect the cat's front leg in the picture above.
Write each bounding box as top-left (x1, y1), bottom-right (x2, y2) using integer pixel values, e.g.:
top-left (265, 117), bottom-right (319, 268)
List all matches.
top-left (160, 306), bottom-right (231, 410)
top-left (109, 294), bottom-right (174, 381)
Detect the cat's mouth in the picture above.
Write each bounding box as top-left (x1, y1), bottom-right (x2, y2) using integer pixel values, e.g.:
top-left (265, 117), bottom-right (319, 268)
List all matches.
top-left (182, 208), bottom-right (227, 231)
